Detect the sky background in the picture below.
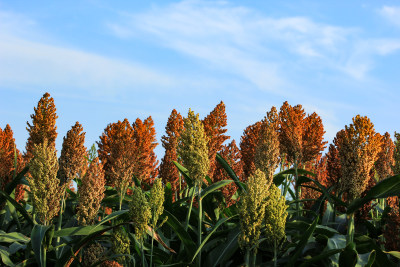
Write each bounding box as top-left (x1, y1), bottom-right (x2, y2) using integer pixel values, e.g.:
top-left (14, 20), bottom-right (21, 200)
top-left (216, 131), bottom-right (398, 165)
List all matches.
top-left (1, 0), bottom-right (400, 159)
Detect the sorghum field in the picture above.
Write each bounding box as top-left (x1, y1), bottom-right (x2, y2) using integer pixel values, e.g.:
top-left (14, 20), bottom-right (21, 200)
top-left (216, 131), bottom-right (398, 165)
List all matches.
top-left (1, 92), bottom-right (400, 267)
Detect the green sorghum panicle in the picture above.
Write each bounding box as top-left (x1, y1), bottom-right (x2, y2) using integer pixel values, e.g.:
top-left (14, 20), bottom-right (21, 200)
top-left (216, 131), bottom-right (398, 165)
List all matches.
top-left (28, 139), bottom-right (62, 225)
top-left (264, 183), bottom-right (288, 246)
top-left (150, 178), bottom-right (164, 228)
top-left (112, 224), bottom-right (130, 264)
top-left (130, 186), bottom-right (151, 242)
top-left (238, 169), bottom-right (269, 252)
top-left (178, 109), bottom-right (210, 185)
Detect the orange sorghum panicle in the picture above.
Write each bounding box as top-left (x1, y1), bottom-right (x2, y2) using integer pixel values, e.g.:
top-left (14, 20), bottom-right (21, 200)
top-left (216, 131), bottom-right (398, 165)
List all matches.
top-left (202, 101), bottom-right (230, 180)
top-left (240, 121), bottom-right (263, 180)
top-left (375, 132), bottom-right (395, 181)
top-left (59, 122), bottom-right (87, 186)
top-left (77, 157), bottom-right (105, 225)
top-left (132, 116), bottom-right (159, 185)
top-left (337, 115), bottom-right (382, 201)
top-left (213, 139), bottom-right (243, 206)
top-left (97, 119), bottom-right (135, 191)
top-left (159, 109), bottom-right (184, 201)
top-left (25, 92), bottom-right (58, 161)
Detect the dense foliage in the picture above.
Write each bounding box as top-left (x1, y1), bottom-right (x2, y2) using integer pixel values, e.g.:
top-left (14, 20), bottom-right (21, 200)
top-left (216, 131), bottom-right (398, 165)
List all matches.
top-left (1, 92), bottom-right (400, 266)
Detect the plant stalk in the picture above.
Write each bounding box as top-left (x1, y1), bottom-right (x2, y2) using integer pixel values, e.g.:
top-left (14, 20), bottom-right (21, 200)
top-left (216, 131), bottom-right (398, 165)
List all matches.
top-left (273, 239), bottom-right (277, 267)
top-left (245, 249), bottom-right (250, 267)
top-left (346, 212), bottom-right (355, 245)
top-left (197, 184), bottom-right (202, 267)
top-left (294, 160), bottom-right (301, 217)
top-left (141, 239), bottom-right (145, 267)
top-left (150, 228), bottom-right (154, 267)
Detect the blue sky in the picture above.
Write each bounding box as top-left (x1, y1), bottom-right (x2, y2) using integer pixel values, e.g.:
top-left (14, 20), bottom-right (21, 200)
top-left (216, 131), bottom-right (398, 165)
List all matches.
top-left (1, 0), bottom-right (400, 159)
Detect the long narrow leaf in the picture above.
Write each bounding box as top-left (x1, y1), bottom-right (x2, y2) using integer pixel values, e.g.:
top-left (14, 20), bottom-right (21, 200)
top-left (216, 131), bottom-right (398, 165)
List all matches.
top-left (287, 215), bottom-right (319, 266)
top-left (173, 161), bottom-right (194, 187)
top-left (215, 153), bottom-right (245, 193)
top-left (191, 216), bottom-right (235, 263)
top-left (347, 174), bottom-right (400, 214)
top-left (164, 210), bottom-right (196, 258)
top-left (200, 180), bottom-right (232, 200)
top-left (31, 224), bottom-right (51, 267)
top-left (0, 191), bottom-right (34, 226)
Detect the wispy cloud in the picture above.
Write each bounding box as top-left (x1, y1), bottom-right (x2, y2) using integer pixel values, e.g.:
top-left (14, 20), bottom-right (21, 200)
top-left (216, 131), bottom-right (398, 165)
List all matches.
top-left (108, 0), bottom-right (400, 82)
top-left (0, 11), bottom-right (173, 98)
top-left (379, 6), bottom-right (400, 27)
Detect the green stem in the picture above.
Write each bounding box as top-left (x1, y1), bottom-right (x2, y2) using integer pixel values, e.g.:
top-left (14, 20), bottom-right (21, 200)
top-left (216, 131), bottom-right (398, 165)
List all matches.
top-left (245, 249), bottom-right (250, 267)
top-left (141, 239), bottom-right (145, 267)
top-left (184, 187), bottom-right (195, 231)
top-left (251, 250), bottom-right (256, 267)
top-left (56, 190), bottom-right (66, 258)
top-left (273, 239), bottom-right (277, 267)
top-left (150, 228), bottom-right (154, 267)
top-left (294, 160), bottom-right (300, 217)
top-left (197, 184), bottom-right (202, 267)
top-left (346, 213), bottom-right (355, 245)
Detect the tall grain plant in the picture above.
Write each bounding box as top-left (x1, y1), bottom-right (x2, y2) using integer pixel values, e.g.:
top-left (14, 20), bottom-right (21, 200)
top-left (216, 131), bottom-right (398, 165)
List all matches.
top-left (0, 125), bottom-right (23, 191)
top-left (178, 108), bottom-right (210, 266)
top-left (159, 109), bottom-right (184, 201)
top-left (59, 121), bottom-right (87, 186)
top-left (130, 186), bottom-right (151, 266)
top-left (202, 101), bottom-right (230, 180)
top-left (28, 139), bottom-right (62, 226)
top-left (98, 119), bottom-right (135, 209)
top-left (25, 92), bottom-right (58, 161)
top-left (337, 115), bottom-right (382, 244)
top-left (149, 178), bottom-right (165, 267)
top-left (278, 101), bottom-right (326, 215)
top-left (132, 117), bottom-right (159, 185)
top-left (76, 157), bottom-right (105, 225)
top-left (238, 169), bottom-right (270, 267)
top-left (264, 184), bottom-right (288, 267)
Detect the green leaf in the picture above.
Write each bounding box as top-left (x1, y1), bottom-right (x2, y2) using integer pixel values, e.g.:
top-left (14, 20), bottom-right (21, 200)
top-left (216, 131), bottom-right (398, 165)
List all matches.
top-left (31, 224), bottom-right (52, 267)
top-left (200, 180), bottom-right (232, 200)
top-left (53, 225), bottom-right (108, 238)
top-left (384, 251), bottom-right (400, 259)
top-left (164, 210), bottom-right (196, 258)
top-left (363, 250), bottom-right (376, 267)
top-left (210, 227), bottom-right (240, 267)
top-left (173, 161), bottom-right (194, 187)
top-left (347, 174), bottom-right (400, 214)
top-left (339, 243), bottom-right (357, 267)
top-left (287, 215), bottom-right (319, 267)
top-left (0, 231), bottom-right (29, 243)
top-left (0, 190), bottom-right (34, 226)
top-left (54, 210), bottom-right (127, 238)
top-left (0, 246), bottom-right (14, 267)
top-left (299, 248), bottom-right (344, 267)
top-left (191, 216), bottom-right (235, 263)
top-left (215, 153), bottom-right (245, 193)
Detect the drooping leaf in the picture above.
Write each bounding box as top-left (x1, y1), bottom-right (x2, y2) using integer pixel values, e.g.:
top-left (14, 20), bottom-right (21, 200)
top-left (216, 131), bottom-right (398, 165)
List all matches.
top-left (347, 174), bottom-right (400, 214)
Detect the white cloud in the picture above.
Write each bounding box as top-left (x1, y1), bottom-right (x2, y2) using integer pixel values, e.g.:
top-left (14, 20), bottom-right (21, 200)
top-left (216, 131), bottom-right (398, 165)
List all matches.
top-left (108, 0), bottom-right (400, 84)
top-left (0, 11), bottom-right (173, 98)
top-left (379, 6), bottom-right (400, 27)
